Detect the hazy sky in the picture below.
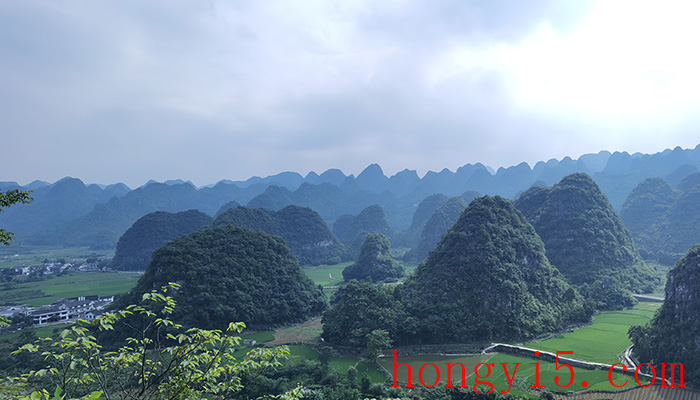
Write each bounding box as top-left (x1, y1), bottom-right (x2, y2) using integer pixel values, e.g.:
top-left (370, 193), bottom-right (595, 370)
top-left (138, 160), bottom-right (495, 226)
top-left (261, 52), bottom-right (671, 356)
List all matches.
top-left (3, 0), bottom-right (700, 188)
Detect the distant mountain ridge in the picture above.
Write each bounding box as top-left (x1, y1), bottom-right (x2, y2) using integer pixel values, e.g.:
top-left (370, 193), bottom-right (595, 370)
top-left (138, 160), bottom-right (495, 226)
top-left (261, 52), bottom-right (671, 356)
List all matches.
top-left (3, 144), bottom-right (700, 249)
top-left (621, 172), bottom-right (700, 263)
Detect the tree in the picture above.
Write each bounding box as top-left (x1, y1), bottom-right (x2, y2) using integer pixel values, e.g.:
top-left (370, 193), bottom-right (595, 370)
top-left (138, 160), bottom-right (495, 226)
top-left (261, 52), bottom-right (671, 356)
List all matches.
top-left (0, 189), bottom-right (33, 245)
top-left (365, 329), bottom-right (392, 359)
top-left (10, 283), bottom-right (299, 400)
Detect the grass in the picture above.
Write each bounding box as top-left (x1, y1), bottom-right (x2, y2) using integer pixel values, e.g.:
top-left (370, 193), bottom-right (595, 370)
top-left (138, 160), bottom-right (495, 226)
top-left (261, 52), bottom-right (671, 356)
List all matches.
top-left (526, 303), bottom-right (661, 364)
top-left (356, 360), bottom-right (387, 383)
top-left (380, 353), bottom-right (638, 396)
top-left (302, 263), bottom-right (351, 287)
top-left (0, 323), bottom-right (74, 340)
top-left (268, 317), bottom-right (322, 345)
top-left (303, 261), bottom-right (419, 288)
top-left (378, 354), bottom-right (490, 387)
top-left (288, 344), bottom-right (320, 360)
top-left (484, 354), bottom-right (640, 394)
top-left (240, 330), bottom-right (275, 343)
top-left (0, 245), bottom-right (114, 269)
top-left (0, 272), bottom-right (141, 306)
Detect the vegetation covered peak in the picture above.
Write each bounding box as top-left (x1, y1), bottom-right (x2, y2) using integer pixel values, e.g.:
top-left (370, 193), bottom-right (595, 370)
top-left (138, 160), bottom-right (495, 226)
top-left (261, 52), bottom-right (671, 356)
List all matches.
top-left (405, 196), bottom-right (468, 263)
top-left (403, 195), bottom-right (589, 343)
top-left (119, 225), bottom-right (327, 329)
top-left (631, 245), bottom-right (700, 384)
top-left (213, 205), bottom-right (348, 265)
top-left (110, 209), bottom-right (213, 271)
top-left (332, 204), bottom-right (393, 257)
top-left (342, 233), bottom-right (404, 282)
top-left (515, 173), bottom-right (658, 308)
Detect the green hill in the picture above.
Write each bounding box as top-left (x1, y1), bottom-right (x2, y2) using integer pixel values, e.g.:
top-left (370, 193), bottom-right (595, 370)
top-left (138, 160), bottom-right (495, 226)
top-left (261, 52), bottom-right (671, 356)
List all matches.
top-left (620, 177), bottom-right (679, 261)
top-left (332, 205), bottom-right (393, 257)
top-left (110, 209), bottom-right (213, 271)
top-left (630, 245), bottom-right (700, 385)
top-left (622, 173), bottom-right (700, 264)
top-left (515, 173), bottom-right (658, 308)
top-left (342, 233), bottom-right (404, 282)
top-left (402, 195), bottom-right (590, 343)
top-left (405, 196), bottom-right (468, 263)
top-left (399, 194), bottom-right (447, 248)
top-left (213, 205), bottom-right (348, 265)
top-left (118, 225), bottom-right (327, 329)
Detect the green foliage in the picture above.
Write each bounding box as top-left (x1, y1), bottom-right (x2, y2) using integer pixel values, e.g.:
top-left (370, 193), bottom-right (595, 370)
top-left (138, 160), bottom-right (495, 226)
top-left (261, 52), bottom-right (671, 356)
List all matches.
top-left (630, 245), bottom-right (700, 385)
top-left (322, 281), bottom-right (404, 347)
top-left (515, 173), bottom-right (659, 309)
top-left (110, 210), bottom-right (213, 271)
top-left (620, 177), bottom-right (678, 239)
top-left (0, 189), bottom-right (34, 245)
top-left (116, 225), bottom-right (327, 330)
top-left (10, 283), bottom-right (294, 400)
top-left (332, 205), bottom-right (393, 258)
top-left (365, 329), bottom-right (392, 359)
top-left (342, 234), bottom-right (403, 282)
top-left (213, 205), bottom-right (348, 265)
top-left (623, 173), bottom-right (700, 264)
top-left (405, 197), bottom-right (467, 263)
top-left (399, 194), bottom-right (448, 248)
top-left (403, 195), bottom-right (591, 343)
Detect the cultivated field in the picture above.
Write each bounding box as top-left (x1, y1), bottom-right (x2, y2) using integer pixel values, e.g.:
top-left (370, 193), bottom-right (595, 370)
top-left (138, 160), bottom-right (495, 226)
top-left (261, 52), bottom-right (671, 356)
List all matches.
top-left (527, 303), bottom-right (661, 365)
top-left (0, 245), bottom-right (113, 269)
top-left (0, 272), bottom-right (141, 306)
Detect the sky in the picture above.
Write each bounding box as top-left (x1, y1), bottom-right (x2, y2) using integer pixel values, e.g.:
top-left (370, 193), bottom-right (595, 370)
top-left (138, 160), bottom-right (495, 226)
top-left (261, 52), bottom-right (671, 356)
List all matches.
top-left (3, 0), bottom-right (700, 188)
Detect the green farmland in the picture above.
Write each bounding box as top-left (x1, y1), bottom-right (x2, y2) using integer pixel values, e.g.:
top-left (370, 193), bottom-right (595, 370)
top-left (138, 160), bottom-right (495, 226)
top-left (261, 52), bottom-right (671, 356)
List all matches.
top-left (528, 303), bottom-right (661, 364)
top-left (0, 245), bottom-right (113, 269)
top-left (0, 272), bottom-right (140, 306)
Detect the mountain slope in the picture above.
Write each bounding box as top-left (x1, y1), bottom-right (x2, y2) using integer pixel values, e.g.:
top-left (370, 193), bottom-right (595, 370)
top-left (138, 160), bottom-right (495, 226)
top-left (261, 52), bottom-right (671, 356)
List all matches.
top-left (213, 205), bottom-right (348, 265)
top-left (110, 210), bottom-right (213, 271)
top-left (342, 233), bottom-right (404, 282)
top-left (515, 173), bottom-right (659, 308)
top-left (403, 196), bottom-right (589, 343)
top-left (117, 225), bottom-right (327, 329)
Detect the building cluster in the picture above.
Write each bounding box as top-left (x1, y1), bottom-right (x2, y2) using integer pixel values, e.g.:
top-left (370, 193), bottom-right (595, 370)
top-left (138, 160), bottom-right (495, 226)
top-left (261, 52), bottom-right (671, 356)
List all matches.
top-left (0, 295), bottom-right (114, 327)
top-left (3, 261), bottom-right (105, 277)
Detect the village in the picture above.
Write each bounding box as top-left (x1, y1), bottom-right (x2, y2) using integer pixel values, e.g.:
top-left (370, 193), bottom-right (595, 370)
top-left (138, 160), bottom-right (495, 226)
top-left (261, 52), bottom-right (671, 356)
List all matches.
top-left (0, 260), bottom-right (118, 332)
top-left (0, 295), bottom-right (114, 331)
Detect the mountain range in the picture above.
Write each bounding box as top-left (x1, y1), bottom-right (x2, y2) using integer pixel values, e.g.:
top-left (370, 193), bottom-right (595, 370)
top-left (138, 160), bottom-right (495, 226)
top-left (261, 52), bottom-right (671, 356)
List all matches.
top-left (2, 144), bottom-right (700, 250)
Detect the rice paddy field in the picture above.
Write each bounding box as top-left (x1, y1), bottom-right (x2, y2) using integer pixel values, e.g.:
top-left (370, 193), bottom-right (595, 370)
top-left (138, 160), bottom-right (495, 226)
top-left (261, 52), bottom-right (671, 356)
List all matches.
top-left (527, 303), bottom-right (662, 365)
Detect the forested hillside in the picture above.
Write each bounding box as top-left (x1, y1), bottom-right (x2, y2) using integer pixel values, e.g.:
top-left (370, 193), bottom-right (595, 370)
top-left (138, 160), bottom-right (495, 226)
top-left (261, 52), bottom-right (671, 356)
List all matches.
top-left (110, 209), bottom-right (213, 271)
top-left (4, 145), bottom-right (700, 250)
top-left (404, 196), bottom-right (468, 263)
top-left (622, 173), bottom-right (700, 264)
top-left (116, 225), bottom-right (327, 329)
top-left (402, 196), bottom-right (590, 343)
top-left (630, 245), bottom-right (700, 385)
top-left (515, 173), bottom-right (658, 308)
top-left (398, 193), bottom-right (447, 248)
top-left (213, 205), bottom-right (348, 265)
top-left (333, 205), bottom-right (394, 257)
top-left (342, 233), bottom-right (404, 282)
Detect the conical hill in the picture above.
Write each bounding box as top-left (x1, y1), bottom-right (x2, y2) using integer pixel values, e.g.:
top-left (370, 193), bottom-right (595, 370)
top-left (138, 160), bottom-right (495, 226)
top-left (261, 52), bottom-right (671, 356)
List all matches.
top-left (404, 195), bottom-right (589, 343)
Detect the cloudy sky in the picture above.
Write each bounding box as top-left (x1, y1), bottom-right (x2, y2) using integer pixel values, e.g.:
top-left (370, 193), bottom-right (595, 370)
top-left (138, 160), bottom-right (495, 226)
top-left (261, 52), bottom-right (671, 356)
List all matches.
top-left (3, 0), bottom-right (700, 188)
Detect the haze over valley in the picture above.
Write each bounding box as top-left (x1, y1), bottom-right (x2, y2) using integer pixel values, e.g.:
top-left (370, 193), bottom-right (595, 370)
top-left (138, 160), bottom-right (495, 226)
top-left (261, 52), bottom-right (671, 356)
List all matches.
top-left (3, 1), bottom-right (700, 399)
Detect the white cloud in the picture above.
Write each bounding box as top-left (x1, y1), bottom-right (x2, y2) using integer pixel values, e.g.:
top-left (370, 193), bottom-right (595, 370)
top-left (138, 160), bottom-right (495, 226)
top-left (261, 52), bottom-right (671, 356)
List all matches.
top-left (1, 0), bottom-right (699, 186)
